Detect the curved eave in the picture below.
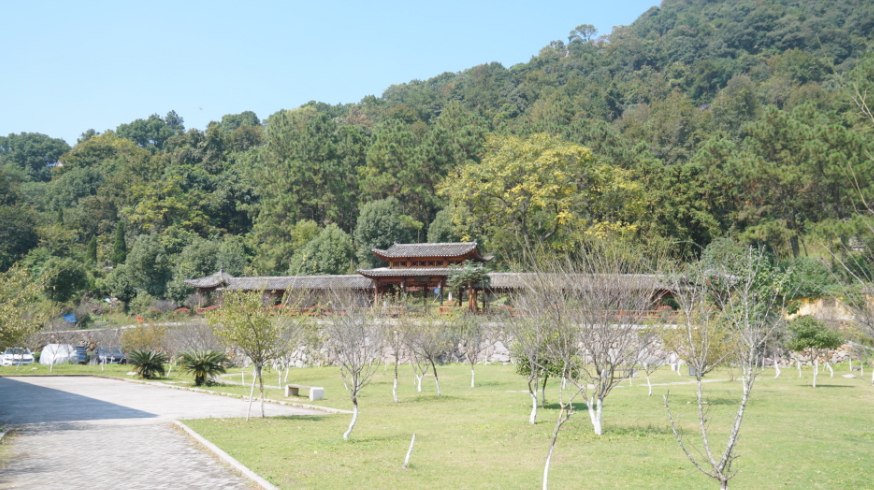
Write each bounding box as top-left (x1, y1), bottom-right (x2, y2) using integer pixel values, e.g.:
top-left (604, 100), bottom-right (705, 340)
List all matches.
top-left (357, 268), bottom-right (453, 279)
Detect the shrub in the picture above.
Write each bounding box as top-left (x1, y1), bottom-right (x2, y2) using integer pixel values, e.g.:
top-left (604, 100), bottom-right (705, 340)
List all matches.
top-left (128, 350), bottom-right (168, 379)
top-left (178, 349), bottom-right (230, 386)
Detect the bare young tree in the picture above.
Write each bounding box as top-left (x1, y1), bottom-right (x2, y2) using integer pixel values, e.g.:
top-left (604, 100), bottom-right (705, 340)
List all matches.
top-left (664, 247), bottom-right (791, 490)
top-left (456, 313), bottom-right (490, 388)
top-left (322, 289), bottom-right (383, 441)
top-left (505, 311), bottom-right (551, 425)
top-left (507, 240), bottom-right (666, 489)
top-left (635, 334), bottom-right (666, 397)
top-left (509, 270), bottom-right (583, 489)
top-left (403, 313), bottom-right (454, 397)
top-left (378, 315), bottom-right (406, 403)
top-left (568, 251), bottom-right (664, 436)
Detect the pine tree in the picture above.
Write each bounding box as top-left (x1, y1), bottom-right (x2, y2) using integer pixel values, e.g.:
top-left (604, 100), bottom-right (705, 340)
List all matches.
top-left (110, 223), bottom-right (127, 266)
top-left (86, 236), bottom-right (98, 265)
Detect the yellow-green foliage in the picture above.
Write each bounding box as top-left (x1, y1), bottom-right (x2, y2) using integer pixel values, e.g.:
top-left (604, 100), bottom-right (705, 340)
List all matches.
top-left (438, 133), bottom-right (642, 257)
top-left (0, 266), bottom-right (55, 350)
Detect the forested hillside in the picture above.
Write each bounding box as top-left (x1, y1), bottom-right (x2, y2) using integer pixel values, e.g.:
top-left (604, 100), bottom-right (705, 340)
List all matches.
top-left (2, 0), bottom-right (874, 313)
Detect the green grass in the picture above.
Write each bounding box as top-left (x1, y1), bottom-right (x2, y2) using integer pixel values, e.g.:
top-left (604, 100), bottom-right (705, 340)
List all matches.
top-left (186, 365), bottom-right (874, 490)
top-left (5, 362), bottom-right (873, 489)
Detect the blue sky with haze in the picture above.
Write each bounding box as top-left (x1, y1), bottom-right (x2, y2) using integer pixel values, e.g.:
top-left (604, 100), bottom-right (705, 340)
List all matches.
top-left (2, 0), bottom-right (660, 144)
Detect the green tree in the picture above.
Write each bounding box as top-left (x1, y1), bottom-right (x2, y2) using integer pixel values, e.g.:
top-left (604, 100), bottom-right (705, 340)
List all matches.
top-left (0, 266), bottom-right (55, 349)
top-left (0, 132), bottom-right (70, 181)
top-left (358, 119), bottom-right (432, 223)
top-left (289, 224), bottom-right (355, 275)
top-left (253, 108), bottom-right (361, 232)
top-left (207, 290), bottom-right (290, 419)
top-left (427, 207), bottom-right (457, 243)
top-left (353, 197), bottom-right (415, 268)
top-left (166, 237), bottom-right (250, 303)
top-left (86, 236), bottom-right (98, 265)
top-left (116, 112), bottom-right (184, 152)
top-left (43, 257), bottom-right (89, 303)
top-left (110, 222), bottom-right (127, 266)
top-left (0, 205), bottom-right (39, 271)
top-left (124, 234), bottom-right (172, 298)
top-left (786, 316), bottom-right (843, 388)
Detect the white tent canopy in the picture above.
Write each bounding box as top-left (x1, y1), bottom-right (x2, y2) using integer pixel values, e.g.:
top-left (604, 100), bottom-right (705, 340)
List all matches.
top-left (40, 344), bottom-right (75, 365)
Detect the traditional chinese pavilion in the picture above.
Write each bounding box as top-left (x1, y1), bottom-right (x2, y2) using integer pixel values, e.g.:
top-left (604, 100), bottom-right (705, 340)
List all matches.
top-left (184, 241), bottom-right (675, 313)
top-left (357, 241), bottom-right (493, 306)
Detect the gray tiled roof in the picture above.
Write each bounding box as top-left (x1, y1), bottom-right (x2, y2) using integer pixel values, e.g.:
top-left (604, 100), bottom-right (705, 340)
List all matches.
top-left (223, 275), bottom-right (373, 291)
top-left (487, 273), bottom-right (672, 290)
top-left (183, 270), bottom-right (234, 288)
top-left (373, 242), bottom-right (492, 260)
top-left (357, 268), bottom-right (454, 278)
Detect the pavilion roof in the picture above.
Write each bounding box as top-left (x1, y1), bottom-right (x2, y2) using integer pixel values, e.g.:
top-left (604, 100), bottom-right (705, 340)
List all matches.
top-left (372, 242), bottom-right (493, 261)
top-left (185, 273), bottom-right (373, 292)
top-left (183, 270), bottom-right (234, 288)
top-left (223, 275), bottom-right (373, 291)
top-left (357, 267), bottom-right (454, 278)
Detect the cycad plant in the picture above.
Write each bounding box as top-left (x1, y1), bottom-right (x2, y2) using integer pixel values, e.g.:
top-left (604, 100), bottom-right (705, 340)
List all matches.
top-left (128, 350), bottom-right (168, 379)
top-left (179, 349), bottom-right (230, 386)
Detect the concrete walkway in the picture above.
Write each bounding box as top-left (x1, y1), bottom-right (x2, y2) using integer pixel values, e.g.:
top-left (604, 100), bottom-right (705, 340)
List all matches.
top-left (0, 376), bottom-right (328, 489)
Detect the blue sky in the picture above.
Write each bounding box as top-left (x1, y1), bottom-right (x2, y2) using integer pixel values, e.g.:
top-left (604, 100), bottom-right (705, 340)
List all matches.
top-left (1, 0), bottom-right (660, 145)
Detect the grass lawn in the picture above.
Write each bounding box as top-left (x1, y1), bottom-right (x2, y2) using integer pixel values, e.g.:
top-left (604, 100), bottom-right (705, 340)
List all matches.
top-left (4, 362), bottom-right (873, 489)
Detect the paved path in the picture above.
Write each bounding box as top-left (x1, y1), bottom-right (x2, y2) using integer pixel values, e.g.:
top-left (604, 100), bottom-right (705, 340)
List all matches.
top-left (0, 376), bottom-right (328, 489)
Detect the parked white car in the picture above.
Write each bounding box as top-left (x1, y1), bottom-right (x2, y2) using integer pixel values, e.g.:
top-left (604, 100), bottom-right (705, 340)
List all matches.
top-left (1, 347), bottom-right (35, 366)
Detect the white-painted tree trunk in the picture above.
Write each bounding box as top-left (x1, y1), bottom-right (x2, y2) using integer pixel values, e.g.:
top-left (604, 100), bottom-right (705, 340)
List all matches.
top-left (343, 398), bottom-right (359, 441)
top-left (542, 410), bottom-right (566, 490)
top-left (415, 374), bottom-right (423, 392)
top-left (471, 369), bottom-right (476, 388)
top-left (813, 359), bottom-right (819, 388)
top-left (246, 366), bottom-right (257, 421)
top-left (430, 361), bottom-right (441, 397)
top-left (849, 358), bottom-right (853, 372)
top-left (774, 359), bottom-right (781, 379)
top-left (646, 372), bottom-right (653, 396)
top-left (797, 359), bottom-right (802, 378)
top-left (402, 433), bottom-right (416, 469)
top-left (586, 396), bottom-right (603, 435)
top-left (529, 391), bottom-right (538, 425)
top-left (392, 361), bottom-right (399, 403)
top-left (826, 362), bottom-right (834, 378)
top-left (258, 366), bottom-right (265, 418)
top-left (285, 367), bottom-right (290, 383)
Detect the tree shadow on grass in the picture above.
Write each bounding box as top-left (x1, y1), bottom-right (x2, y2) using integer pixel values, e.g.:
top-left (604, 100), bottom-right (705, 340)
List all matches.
top-left (270, 415), bottom-right (334, 423)
top-left (605, 424), bottom-right (674, 437)
top-left (797, 384), bottom-right (856, 389)
top-left (405, 395), bottom-right (465, 403)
